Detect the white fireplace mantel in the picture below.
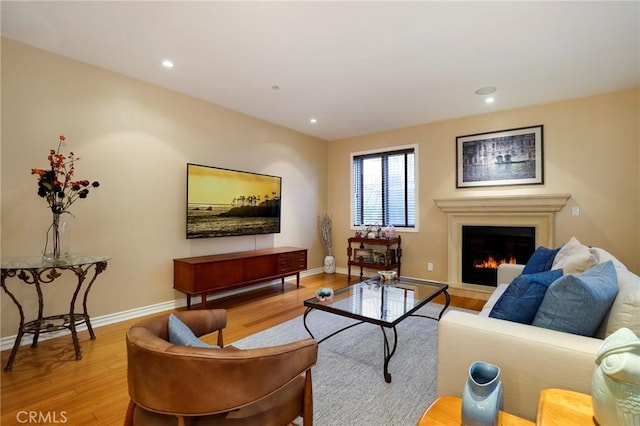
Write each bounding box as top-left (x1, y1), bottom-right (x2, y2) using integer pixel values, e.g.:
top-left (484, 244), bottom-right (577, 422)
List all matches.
top-left (434, 193), bottom-right (571, 293)
top-left (434, 193), bottom-right (571, 213)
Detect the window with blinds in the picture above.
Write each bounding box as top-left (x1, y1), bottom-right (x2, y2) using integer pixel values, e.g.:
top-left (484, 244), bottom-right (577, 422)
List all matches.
top-left (351, 147), bottom-right (416, 229)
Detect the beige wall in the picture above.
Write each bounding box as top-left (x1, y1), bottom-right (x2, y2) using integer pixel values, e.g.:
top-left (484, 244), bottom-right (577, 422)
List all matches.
top-left (2, 37), bottom-right (638, 338)
top-left (1, 39), bottom-right (328, 336)
top-left (328, 89), bottom-right (640, 283)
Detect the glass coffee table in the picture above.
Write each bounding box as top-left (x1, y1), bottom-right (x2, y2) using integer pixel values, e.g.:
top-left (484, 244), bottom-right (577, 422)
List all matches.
top-left (303, 276), bottom-right (449, 383)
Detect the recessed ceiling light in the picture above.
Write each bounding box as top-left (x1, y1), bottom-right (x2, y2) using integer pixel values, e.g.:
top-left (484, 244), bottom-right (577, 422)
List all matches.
top-left (485, 97), bottom-right (495, 104)
top-left (310, 118), bottom-right (318, 124)
top-left (475, 86), bottom-right (496, 95)
top-left (162, 60), bottom-right (174, 68)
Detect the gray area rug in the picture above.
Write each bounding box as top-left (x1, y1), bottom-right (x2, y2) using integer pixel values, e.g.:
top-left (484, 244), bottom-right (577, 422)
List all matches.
top-left (233, 303), bottom-right (460, 426)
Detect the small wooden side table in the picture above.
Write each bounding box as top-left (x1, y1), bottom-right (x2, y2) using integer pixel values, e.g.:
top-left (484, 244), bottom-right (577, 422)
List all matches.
top-left (347, 236), bottom-right (401, 281)
top-left (417, 396), bottom-right (534, 426)
top-left (536, 388), bottom-right (596, 425)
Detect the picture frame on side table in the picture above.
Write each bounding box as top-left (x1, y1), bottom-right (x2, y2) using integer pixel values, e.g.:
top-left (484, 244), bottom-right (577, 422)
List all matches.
top-left (354, 248), bottom-right (373, 263)
top-left (456, 125), bottom-right (543, 188)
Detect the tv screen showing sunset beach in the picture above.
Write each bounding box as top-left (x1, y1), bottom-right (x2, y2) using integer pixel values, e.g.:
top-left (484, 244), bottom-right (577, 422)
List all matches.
top-left (187, 163), bottom-right (281, 238)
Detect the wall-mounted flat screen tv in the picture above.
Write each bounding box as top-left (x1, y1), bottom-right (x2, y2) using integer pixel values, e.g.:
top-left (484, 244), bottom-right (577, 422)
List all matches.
top-left (187, 163), bottom-right (281, 238)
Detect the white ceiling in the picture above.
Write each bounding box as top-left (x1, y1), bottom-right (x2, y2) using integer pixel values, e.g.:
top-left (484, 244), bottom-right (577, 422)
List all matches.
top-left (2, 1), bottom-right (639, 141)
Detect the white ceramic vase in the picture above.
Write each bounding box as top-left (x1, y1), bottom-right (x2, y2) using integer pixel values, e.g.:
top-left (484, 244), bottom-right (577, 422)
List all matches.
top-left (591, 327), bottom-right (640, 426)
top-left (323, 255), bottom-right (336, 274)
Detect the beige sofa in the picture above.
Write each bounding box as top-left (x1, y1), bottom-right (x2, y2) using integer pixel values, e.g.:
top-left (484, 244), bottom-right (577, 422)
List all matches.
top-left (436, 248), bottom-right (640, 421)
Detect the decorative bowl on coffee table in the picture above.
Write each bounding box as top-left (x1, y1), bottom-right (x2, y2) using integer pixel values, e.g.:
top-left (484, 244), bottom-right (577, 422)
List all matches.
top-left (315, 287), bottom-right (334, 302)
top-left (378, 271), bottom-right (397, 282)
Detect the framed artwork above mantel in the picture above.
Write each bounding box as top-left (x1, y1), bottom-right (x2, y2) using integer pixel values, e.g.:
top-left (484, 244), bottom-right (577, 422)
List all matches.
top-left (456, 125), bottom-right (544, 188)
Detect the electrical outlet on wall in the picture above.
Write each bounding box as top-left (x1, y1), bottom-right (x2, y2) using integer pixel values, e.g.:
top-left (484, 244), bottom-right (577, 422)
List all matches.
top-left (427, 262), bottom-right (434, 272)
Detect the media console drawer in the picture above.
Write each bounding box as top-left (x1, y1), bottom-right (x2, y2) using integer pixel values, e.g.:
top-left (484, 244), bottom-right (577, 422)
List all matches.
top-left (174, 247), bottom-right (307, 309)
top-left (279, 251), bottom-right (307, 273)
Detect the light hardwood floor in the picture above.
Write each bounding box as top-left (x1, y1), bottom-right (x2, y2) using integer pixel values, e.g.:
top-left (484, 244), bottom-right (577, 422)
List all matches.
top-left (1, 273), bottom-right (483, 425)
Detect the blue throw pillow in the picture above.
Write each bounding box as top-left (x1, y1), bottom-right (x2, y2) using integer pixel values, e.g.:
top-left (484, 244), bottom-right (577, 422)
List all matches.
top-left (489, 269), bottom-right (563, 324)
top-left (522, 246), bottom-right (561, 274)
top-left (532, 261), bottom-right (618, 337)
top-left (168, 314), bottom-right (219, 348)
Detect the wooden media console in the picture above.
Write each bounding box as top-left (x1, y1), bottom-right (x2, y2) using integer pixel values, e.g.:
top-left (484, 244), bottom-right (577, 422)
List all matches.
top-left (174, 247), bottom-right (307, 309)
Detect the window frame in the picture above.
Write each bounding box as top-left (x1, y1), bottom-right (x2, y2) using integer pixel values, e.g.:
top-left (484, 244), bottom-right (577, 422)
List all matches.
top-left (350, 144), bottom-right (419, 233)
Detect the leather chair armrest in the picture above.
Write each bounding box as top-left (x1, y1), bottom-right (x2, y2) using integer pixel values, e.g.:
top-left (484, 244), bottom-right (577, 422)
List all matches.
top-left (127, 335), bottom-right (318, 416)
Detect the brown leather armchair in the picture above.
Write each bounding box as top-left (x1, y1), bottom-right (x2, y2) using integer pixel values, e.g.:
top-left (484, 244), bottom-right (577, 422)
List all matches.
top-left (125, 309), bottom-right (318, 426)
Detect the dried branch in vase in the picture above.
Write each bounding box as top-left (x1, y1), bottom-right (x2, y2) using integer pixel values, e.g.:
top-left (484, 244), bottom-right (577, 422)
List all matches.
top-left (318, 213), bottom-right (332, 256)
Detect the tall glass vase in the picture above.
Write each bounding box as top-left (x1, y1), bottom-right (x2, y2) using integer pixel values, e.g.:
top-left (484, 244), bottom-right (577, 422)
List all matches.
top-left (42, 213), bottom-right (70, 264)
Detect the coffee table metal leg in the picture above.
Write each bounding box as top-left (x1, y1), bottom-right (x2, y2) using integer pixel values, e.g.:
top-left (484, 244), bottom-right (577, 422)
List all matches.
top-left (304, 308), bottom-right (365, 344)
top-left (438, 291), bottom-right (450, 319)
top-left (381, 325), bottom-right (398, 383)
top-left (303, 307), bottom-right (315, 339)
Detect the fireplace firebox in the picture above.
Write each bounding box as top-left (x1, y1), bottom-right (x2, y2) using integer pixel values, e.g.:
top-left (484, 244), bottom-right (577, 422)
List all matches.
top-left (462, 226), bottom-right (535, 286)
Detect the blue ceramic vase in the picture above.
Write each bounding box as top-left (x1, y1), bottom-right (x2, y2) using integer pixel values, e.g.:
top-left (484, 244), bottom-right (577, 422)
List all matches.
top-left (461, 361), bottom-right (504, 426)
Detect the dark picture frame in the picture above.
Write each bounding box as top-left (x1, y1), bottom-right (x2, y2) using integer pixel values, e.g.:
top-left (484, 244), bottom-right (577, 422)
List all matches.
top-left (456, 125), bottom-right (544, 188)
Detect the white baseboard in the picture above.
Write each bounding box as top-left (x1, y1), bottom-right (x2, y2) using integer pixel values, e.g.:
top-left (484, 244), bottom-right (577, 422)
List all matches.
top-left (1, 267), bottom-right (324, 352)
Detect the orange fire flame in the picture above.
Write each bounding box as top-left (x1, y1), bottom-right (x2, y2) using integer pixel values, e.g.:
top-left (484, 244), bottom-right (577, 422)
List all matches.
top-left (474, 256), bottom-right (517, 270)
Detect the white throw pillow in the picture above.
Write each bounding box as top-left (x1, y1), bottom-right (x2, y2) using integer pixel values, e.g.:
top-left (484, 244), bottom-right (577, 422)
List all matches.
top-left (552, 236), bottom-right (599, 275)
top-left (604, 268), bottom-right (640, 337)
top-left (592, 248), bottom-right (640, 338)
top-left (594, 247), bottom-right (627, 270)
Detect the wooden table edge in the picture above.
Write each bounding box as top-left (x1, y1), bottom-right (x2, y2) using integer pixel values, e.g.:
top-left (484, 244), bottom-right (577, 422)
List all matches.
top-left (417, 395), bottom-right (534, 426)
